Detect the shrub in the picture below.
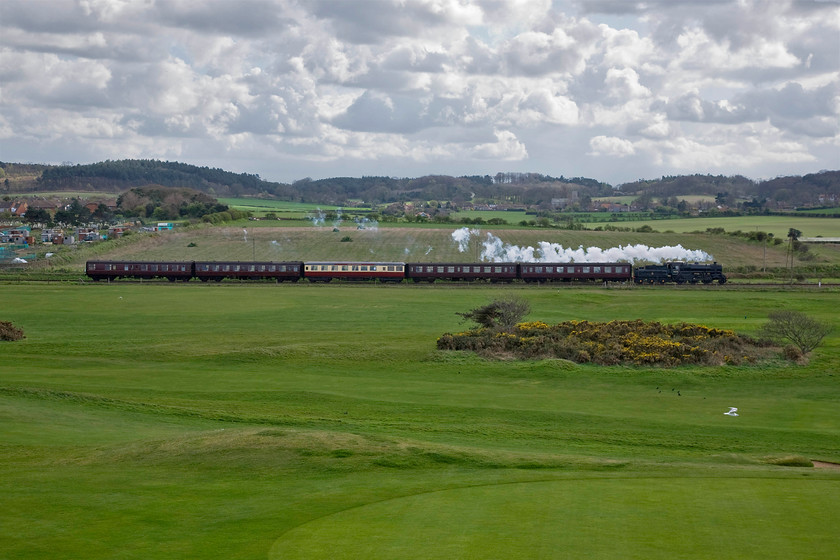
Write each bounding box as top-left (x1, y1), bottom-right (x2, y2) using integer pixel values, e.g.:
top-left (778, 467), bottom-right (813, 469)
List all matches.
top-left (438, 318), bottom-right (776, 366)
top-left (0, 321), bottom-right (25, 341)
top-left (783, 345), bottom-right (803, 362)
top-left (760, 310), bottom-right (831, 355)
top-left (456, 296), bottom-right (530, 333)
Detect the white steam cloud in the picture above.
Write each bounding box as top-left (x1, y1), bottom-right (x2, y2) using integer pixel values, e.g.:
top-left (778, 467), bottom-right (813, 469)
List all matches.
top-left (451, 227), bottom-right (479, 253)
top-left (308, 208), bottom-right (326, 227)
top-left (355, 216), bottom-right (379, 231)
top-left (451, 228), bottom-right (712, 263)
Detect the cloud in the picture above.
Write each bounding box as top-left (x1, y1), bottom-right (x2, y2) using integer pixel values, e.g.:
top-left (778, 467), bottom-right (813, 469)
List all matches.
top-left (472, 129), bottom-right (529, 159)
top-left (588, 135), bottom-right (635, 157)
top-left (0, 0), bottom-right (836, 184)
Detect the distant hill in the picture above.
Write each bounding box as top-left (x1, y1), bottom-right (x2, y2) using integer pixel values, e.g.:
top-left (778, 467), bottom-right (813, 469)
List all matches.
top-left (618, 171), bottom-right (840, 208)
top-left (2, 159), bottom-right (837, 209)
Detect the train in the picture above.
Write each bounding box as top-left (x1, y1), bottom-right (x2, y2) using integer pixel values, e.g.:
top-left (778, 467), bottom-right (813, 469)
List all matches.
top-left (85, 260), bottom-right (726, 285)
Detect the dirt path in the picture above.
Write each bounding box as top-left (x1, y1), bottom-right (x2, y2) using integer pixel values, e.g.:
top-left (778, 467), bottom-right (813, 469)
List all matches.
top-left (812, 460), bottom-right (840, 469)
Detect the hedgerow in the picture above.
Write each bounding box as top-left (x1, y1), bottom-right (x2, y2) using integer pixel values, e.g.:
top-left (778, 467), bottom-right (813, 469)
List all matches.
top-left (437, 319), bottom-right (775, 366)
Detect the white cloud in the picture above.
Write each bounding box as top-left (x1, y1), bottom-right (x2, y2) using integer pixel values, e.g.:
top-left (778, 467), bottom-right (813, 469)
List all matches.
top-left (588, 135), bottom-right (635, 157)
top-left (471, 129), bottom-right (529, 159)
top-left (0, 0), bottom-right (836, 184)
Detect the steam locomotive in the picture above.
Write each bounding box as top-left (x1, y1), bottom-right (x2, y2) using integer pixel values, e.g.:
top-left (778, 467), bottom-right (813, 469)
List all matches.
top-left (85, 260), bottom-right (726, 284)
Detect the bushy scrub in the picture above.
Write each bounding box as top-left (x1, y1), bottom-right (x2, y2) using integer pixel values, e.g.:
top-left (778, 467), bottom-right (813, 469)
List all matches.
top-left (0, 321), bottom-right (25, 341)
top-left (438, 319), bottom-right (776, 366)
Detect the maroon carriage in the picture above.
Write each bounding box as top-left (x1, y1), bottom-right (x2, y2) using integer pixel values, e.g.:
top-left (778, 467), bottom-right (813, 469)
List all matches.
top-left (406, 262), bottom-right (518, 282)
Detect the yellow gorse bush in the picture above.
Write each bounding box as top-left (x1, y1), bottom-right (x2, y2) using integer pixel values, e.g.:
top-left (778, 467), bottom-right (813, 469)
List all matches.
top-left (438, 318), bottom-right (770, 366)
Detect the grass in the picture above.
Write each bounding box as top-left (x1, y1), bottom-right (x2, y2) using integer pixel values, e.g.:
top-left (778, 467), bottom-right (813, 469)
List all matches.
top-left (27, 224), bottom-right (839, 270)
top-left (595, 215), bottom-right (840, 238)
top-left (1, 284), bottom-right (839, 558)
top-left (6, 191), bottom-right (119, 199)
top-left (218, 198), bottom-right (369, 220)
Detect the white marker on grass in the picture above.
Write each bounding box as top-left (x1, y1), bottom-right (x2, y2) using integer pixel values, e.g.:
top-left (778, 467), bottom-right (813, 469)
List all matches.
top-left (724, 407), bottom-right (739, 416)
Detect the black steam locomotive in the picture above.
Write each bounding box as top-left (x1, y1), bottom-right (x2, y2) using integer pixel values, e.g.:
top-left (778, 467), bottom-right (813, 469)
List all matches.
top-left (86, 259), bottom-right (726, 285)
top-left (633, 262), bottom-right (726, 284)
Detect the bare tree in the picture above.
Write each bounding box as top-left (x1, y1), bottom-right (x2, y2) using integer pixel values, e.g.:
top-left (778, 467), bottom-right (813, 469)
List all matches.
top-left (457, 296), bottom-right (530, 332)
top-left (760, 310), bottom-right (831, 355)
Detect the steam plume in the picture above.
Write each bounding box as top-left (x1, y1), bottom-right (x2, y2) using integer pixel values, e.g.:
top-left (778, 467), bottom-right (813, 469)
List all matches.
top-left (451, 227), bottom-right (712, 263)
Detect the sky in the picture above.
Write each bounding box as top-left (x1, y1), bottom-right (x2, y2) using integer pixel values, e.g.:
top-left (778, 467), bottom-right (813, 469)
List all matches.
top-left (1, 0), bottom-right (838, 187)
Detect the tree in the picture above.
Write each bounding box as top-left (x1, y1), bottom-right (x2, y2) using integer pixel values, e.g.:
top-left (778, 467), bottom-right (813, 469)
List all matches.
top-left (456, 296), bottom-right (530, 332)
top-left (23, 207), bottom-right (51, 225)
top-left (760, 310), bottom-right (831, 355)
top-left (787, 228), bottom-right (802, 270)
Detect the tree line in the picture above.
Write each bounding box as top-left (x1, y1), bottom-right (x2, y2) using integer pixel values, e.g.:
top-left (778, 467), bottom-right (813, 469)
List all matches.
top-left (4, 159), bottom-right (838, 210)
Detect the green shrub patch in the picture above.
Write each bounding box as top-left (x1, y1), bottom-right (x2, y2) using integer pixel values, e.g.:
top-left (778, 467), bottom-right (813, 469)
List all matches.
top-left (438, 319), bottom-right (777, 366)
top-left (0, 321), bottom-right (25, 341)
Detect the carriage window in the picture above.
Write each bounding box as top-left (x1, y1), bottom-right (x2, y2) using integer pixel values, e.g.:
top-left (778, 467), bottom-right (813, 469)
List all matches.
top-left (341, 265), bottom-right (348, 271)
top-left (536, 266), bottom-right (543, 273)
top-left (249, 265), bottom-right (256, 272)
top-left (594, 267), bottom-right (601, 273)
top-left (583, 267), bottom-right (590, 273)
top-left (437, 266), bottom-right (444, 273)
top-left (447, 266), bottom-right (454, 273)
top-left (483, 267), bottom-right (490, 273)
top-left (352, 265), bottom-right (359, 271)
top-left (605, 267), bottom-right (612, 273)
top-left (397, 266), bottom-right (403, 272)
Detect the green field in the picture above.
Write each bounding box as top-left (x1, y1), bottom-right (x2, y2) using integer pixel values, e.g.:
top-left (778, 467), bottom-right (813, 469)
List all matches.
top-left (2, 284), bottom-right (839, 558)
top-left (595, 215), bottom-right (840, 238)
top-left (7, 191), bottom-right (119, 199)
top-left (32, 223), bottom-right (840, 274)
top-left (219, 198), bottom-right (362, 220)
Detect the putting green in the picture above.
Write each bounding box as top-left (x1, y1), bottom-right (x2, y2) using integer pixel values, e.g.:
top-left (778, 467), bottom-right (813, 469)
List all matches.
top-left (270, 477), bottom-right (839, 559)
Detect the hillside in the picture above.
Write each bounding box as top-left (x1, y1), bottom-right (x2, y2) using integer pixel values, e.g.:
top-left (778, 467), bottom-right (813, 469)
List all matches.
top-left (2, 159), bottom-right (838, 210)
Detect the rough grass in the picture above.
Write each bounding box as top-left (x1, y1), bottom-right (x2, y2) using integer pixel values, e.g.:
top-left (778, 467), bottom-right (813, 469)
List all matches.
top-left (1, 285), bottom-right (838, 558)
top-left (28, 224), bottom-right (829, 270)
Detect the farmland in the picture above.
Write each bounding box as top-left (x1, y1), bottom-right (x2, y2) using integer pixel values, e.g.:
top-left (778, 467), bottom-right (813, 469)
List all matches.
top-left (591, 215), bottom-right (840, 238)
top-left (29, 223), bottom-right (840, 281)
top-left (1, 284), bottom-right (838, 558)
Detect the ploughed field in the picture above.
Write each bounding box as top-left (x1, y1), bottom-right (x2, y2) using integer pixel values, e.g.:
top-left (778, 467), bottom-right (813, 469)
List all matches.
top-left (1, 285), bottom-right (839, 559)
